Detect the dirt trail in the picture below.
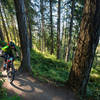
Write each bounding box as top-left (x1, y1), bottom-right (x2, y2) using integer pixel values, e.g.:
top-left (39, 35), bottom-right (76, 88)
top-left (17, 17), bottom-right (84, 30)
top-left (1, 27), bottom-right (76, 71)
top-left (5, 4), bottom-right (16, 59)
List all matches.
top-left (1, 71), bottom-right (79, 100)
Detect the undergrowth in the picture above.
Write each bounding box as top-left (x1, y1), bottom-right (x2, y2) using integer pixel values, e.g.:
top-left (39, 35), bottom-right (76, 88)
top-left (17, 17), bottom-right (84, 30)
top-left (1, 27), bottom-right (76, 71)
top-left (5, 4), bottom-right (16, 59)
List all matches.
top-left (1, 95), bottom-right (21, 100)
top-left (31, 49), bottom-right (71, 85)
top-left (0, 41), bottom-right (100, 100)
top-left (87, 65), bottom-right (100, 100)
top-left (31, 49), bottom-right (100, 100)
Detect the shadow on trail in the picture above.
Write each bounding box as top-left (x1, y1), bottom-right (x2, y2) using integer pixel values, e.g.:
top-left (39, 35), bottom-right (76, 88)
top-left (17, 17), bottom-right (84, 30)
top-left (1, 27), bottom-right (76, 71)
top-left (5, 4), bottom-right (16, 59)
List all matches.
top-left (3, 72), bottom-right (78, 100)
top-left (0, 74), bottom-right (7, 78)
top-left (11, 74), bottom-right (35, 93)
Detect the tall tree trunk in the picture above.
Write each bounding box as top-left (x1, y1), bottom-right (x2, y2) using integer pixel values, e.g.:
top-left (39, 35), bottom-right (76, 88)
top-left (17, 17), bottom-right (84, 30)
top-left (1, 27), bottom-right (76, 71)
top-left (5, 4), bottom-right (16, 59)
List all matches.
top-left (65, 0), bottom-right (75, 62)
top-left (24, 0), bottom-right (32, 50)
top-left (0, 6), bottom-right (9, 42)
top-left (40, 0), bottom-right (45, 52)
top-left (50, 0), bottom-right (54, 54)
top-left (57, 0), bottom-right (61, 59)
top-left (2, 6), bottom-right (13, 40)
top-left (14, 0), bottom-right (31, 72)
top-left (67, 0), bottom-right (100, 95)
top-left (15, 27), bottom-right (20, 46)
top-left (61, 20), bottom-right (65, 59)
top-left (63, 18), bottom-right (68, 59)
top-left (28, 16), bottom-right (32, 49)
top-left (0, 26), bottom-right (4, 41)
top-left (38, 23), bottom-right (41, 50)
top-left (11, 15), bottom-right (17, 43)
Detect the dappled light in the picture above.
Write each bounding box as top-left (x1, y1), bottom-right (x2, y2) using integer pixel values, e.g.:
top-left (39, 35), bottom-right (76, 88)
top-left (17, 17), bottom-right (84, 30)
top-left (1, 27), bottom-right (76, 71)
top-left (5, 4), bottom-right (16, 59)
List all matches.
top-left (0, 0), bottom-right (100, 100)
top-left (2, 73), bottom-right (77, 100)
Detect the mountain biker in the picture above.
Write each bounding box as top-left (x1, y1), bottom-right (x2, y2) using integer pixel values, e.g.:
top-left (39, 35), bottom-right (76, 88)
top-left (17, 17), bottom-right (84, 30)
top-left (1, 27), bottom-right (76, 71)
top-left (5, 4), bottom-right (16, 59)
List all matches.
top-left (0, 41), bottom-right (18, 70)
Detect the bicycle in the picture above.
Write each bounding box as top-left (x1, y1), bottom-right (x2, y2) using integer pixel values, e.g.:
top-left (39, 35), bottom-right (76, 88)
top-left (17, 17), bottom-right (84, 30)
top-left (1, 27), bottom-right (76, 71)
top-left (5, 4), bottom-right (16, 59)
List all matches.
top-left (0, 53), bottom-right (16, 84)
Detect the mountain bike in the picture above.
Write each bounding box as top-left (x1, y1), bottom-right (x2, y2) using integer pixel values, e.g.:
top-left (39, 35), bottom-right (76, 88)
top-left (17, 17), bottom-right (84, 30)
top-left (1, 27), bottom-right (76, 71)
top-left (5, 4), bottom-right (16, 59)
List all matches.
top-left (0, 53), bottom-right (16, 83)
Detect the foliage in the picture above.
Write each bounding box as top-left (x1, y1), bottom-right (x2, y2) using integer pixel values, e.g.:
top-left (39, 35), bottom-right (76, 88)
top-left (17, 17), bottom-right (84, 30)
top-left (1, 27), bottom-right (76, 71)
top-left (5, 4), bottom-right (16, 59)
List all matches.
top-left (1, 95), bottom-right (21, 100)
top-left (0, 73), bottom-right (7, 97)
top-left (31, 49), bottom-right (71, 85)
top-left (87, 65), bottom-right (100, 100)
top-left (0, 0), bottom-right (100, 99)
top-left (0, 41), bottom-right (7, 47)
top-left (87, 48), bottom-right (100, 100)
top-left (31, 48), bottom-right (100, 99)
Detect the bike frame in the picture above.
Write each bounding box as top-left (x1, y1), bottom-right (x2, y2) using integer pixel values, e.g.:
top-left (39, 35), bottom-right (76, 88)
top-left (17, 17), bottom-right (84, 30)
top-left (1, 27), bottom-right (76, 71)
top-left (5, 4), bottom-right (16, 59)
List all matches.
top-left (6, 57), bottom-right (14, 71)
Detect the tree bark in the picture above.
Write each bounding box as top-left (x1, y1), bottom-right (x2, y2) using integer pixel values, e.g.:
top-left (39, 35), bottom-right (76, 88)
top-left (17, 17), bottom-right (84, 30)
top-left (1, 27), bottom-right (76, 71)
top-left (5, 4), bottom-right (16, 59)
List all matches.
top-left (2, 6), bottom-right (13, 40)
top-left (57, 0), bottom-right (61, 59)
top-left (50, 0), bottom-right (54, 54)
top-left (11, 14), bottom-right (17, 43)
top-left (40, 0), bottom-right (46, 52)
top-left (68, 0), bottom-right (100, 95)
top-left (28, 16), bottom-right (32, 49)
top-left (65, 0), bottom-right (75, 62)
top-left (0, 26), bottom-right (4, 41)
top-left (61, 20), bottom-right (65, 59)
top-left (0, 5), bottom-right (9, 42)
top-left (24, 0), bottom-right (32, 50)
top-left (14, 0), bottom-right (31, 72)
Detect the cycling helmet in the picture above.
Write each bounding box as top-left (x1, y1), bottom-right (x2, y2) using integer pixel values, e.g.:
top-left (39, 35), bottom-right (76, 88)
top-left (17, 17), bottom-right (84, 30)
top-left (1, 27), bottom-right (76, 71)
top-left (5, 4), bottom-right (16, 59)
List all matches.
top-left (9, 41), bottom-right (15, 48)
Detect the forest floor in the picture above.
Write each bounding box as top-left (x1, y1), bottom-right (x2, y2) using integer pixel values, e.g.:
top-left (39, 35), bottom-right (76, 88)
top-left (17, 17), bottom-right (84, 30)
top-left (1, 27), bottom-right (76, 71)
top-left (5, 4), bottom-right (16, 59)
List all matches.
top-left (1, 70), bottom-right (79, 100)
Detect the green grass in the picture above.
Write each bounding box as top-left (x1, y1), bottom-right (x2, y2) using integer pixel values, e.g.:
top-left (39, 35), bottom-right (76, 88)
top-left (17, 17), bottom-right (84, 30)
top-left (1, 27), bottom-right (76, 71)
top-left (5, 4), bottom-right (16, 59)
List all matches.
top-left (0, 72), bottom-right (20, 100)
top-left (1, 41), bottom-right (100, 100)
top-left (31, 49), bottom-right (71, 84)
top-left (31, 49), bottom-right (100, 100)
top-left (1, 95), bottom-right (21, 100)
top-left (87, 61), bottom-right (100, 100)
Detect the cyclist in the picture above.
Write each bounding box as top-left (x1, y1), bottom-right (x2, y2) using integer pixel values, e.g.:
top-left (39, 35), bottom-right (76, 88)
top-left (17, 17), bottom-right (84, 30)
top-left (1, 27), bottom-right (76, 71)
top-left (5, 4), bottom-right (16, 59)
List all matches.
top-left (0, 41), bottom-right (18, 70)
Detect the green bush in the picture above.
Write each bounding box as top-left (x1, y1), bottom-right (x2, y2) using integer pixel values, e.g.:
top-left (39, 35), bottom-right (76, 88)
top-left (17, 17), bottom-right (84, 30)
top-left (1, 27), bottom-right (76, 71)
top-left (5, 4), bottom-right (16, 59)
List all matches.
top-left (87, 65), bottom-right (100, 100)
top-left (1, 95), bottom-right (21, 100)
top-left (0, 72), bottom-right (20, 100)
top-left (0, 72), bottom-right (7, 97)
top-left (31, 50), bottom-right (70, 84)
top-left (0, 41), bottom-right (7, 47)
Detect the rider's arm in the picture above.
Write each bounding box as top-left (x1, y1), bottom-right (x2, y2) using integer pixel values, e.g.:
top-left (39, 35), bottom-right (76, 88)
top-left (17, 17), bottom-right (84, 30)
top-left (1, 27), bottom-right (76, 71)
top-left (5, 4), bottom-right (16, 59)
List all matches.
top-left (0, 46), bottom-right (8, 55)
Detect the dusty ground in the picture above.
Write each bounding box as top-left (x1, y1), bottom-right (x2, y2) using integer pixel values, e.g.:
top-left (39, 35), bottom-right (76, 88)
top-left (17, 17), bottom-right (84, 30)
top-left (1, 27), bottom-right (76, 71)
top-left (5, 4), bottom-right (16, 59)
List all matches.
top-left (1, 70), bottom-right (79, 100)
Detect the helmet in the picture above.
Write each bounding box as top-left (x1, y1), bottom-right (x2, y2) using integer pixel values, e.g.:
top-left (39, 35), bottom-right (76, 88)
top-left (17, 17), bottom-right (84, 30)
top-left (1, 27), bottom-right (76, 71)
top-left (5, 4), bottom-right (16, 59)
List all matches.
top-left (9, 41), bottom-right (15, 48)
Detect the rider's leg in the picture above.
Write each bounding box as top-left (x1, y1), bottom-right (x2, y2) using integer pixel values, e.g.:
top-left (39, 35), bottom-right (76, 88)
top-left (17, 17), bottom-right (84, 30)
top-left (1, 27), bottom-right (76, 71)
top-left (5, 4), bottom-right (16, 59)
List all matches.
top-left (3, 58), bottom-right (7, 70)
top-left (3, 62), bottom-right (7, 70)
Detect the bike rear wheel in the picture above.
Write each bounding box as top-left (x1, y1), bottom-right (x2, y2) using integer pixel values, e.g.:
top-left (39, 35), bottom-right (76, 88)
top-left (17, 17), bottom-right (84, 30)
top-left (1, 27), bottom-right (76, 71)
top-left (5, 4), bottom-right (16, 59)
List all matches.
top-left (7, 68), bottom-right (15, 83)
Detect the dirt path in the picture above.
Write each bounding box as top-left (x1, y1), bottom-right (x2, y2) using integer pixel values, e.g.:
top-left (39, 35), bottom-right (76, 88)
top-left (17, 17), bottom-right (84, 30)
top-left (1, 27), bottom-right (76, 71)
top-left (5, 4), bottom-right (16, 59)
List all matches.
top-left (1, 71), bottom-right (79, 100)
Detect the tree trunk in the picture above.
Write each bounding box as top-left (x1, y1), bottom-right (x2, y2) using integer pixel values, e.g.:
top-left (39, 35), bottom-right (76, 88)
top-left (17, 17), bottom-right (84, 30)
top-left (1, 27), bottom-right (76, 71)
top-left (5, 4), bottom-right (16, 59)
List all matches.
top-left (40, 0), bottom-right (45, 52)
top-left (24, 0), bottom-right (32, 50)
top-left (61, 20), bottom-right (65, 59)
top-left (0, 26), bottom-right (4, 41)
top-left (2, 6), bottom-right (13, 40)
top-left (50, 0), bottom-right (54, 54)
top-left (63, 18), bottom-right (68, 59)
top-left (0, 6), bottom-right (9, 42)
top-left (14, 0), bottom-right (31, 72)
top-left (28, 16), bottom-right (32, 49)
top-left (15, 27), bottom-right (20, 46)
top-left (10, 14), bottom-right (17, 43)
top-left (65, 0), bottom-right (75, 62)
top-left (57, 0), bottom-right (61, 59)
top-left (67, 0), bottom-right (100, 95)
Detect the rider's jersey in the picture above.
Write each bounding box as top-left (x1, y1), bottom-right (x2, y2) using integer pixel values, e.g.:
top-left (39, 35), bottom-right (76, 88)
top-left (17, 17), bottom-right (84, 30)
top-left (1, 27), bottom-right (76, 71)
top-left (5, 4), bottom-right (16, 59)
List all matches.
top-left (1, 45), bottom-right (17, 57)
